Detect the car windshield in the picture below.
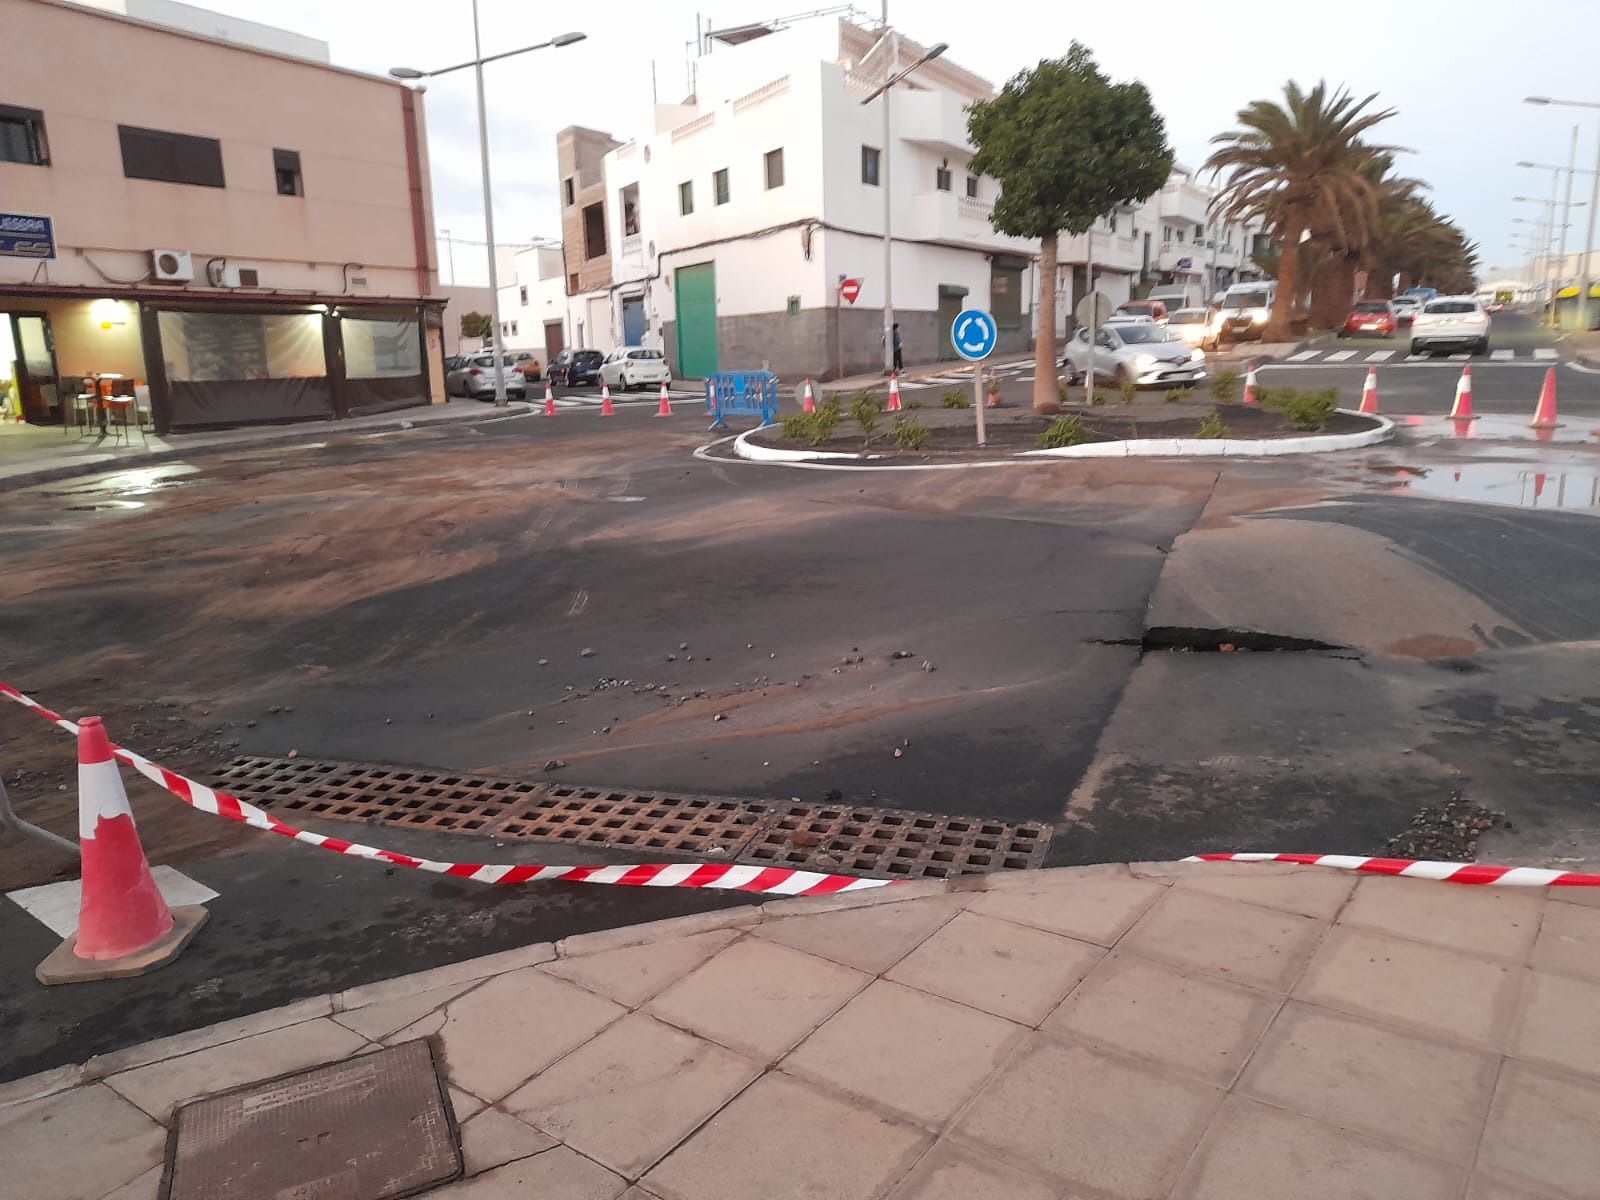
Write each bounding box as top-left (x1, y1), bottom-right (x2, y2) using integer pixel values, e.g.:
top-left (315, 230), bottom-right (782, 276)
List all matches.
top-left (628, 349), bottom-right (662, 359)
top-left (1169, 309), bottom-right (1206, 324)
top-left (1424, 300), bottom-right (1476, 314)
top-left (575, 351), bottom-right (602, 363)
top-left (1353, 302), bottom-right (1389, 313)
top-left (1114, 325), bottom-right (1171, 345)
top-left (1226, 291), bottom-right (1270, 308)
top-left (472, 355), bottom-right (516, 367)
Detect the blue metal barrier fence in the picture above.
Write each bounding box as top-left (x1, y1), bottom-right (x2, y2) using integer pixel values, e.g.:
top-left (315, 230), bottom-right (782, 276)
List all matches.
top-left (705, 371), bottom-right (778, 430)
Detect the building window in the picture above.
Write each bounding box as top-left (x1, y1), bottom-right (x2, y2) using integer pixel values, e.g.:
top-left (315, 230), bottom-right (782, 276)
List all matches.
top-left (935, 165), bottom-right (952, 192)
top-left (679, 180), bottom-right (694, 215)
top-left (511, 321), bottom-right (518, 335)
top-left (118, 124), bottom-right (225, 188)
top-left (564, 177), bottom-right (575, 206)
top-left (1195, 223), bottom-right (1205, 240)
top-left (272, 148), bottom-right (302, 196)
top-left (1175, 229), bottom-right (1184, 243)
top-left (519, 285), bottom-right (528, 304)
top-left (765, 148), bottom-right (784, 190)
top-left (861, 145), bottom-right (880, 186)
top-left (713, 168), bottom-right (730, 205)
top-left (1108, 214), bottom-right (1117, 234)
top-left (568, 272), bottom-right (579, 291)
top-left (582, 202), bottom-right (607, 259)
top-left (787, 295), bottom-right (800, 317)
top-left (965, 174), bottom-right (978, 198)
top-left (0, 104), bottom-right (49, 166)
top-left (621, 183), bottom-right (639, 235)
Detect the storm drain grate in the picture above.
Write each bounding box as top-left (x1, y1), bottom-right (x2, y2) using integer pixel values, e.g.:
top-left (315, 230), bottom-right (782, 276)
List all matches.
top-left (165, 1038), bottom-right (459, 1200)
top-left (212, 756), bottom-right (1051, 879)
top-left (739, 803), bottom-right (1051, 879)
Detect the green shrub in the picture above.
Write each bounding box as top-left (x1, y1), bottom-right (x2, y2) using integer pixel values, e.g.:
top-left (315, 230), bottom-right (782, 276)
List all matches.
top-left (850, 393), bottom-right (881, 442)
top-left (1037, 415), bottom-right (1094, 449)
top-left (891, 414), bottom-right (931, 450)
top-left (781, 408), bottom-right (841, 446)
top-left (1210, 369), bottom-right (1240, 404)
top-left (940, 390), bottom-right (970, 408)
top-left (780, 412), bottom-right (813, 440)
top-left (1058, 379), bottom-right (1075, 405)
top-left (1119, 377), bottom-right (1138, 404)
top-left (1166, 387), bottom-right (1195, 404)
top-left (1259, 385), bottom-right (1338, 431)
top-left (1195, 412), bottom-right (1229, 440)
top-left (1088, 391), bottom-right (1107, 406)
top-left (903, 397), bottom-right (924, 409)
top-left (820, 392), bottom-right (843, 414)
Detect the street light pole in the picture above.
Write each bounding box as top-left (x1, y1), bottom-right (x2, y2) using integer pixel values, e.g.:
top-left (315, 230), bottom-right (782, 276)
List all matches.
top-left (1557, 126), bottom-right (1578, 316)
top-left (1527, 96), bottom-right (1600, 330)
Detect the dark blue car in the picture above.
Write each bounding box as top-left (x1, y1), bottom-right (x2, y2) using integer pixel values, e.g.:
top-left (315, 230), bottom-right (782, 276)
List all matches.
top-left (548, 348), bottom-right (604, 387)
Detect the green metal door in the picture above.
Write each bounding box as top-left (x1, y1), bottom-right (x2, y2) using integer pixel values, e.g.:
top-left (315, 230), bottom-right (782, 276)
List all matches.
top-left (936, 285), bottom-right (968, 360)
top-left (674, 263), bottom-right (719, 377)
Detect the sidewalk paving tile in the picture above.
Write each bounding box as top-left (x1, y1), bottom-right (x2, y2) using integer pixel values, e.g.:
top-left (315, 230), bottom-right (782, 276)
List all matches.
top-left (422, 967), bottom-right (626, 1102)
top-left (1466, 1170), bottom-right (1564, 1199)
top-left (450, 1086), bottom-right (485, 1122)
top-left (1532, 899), bottom-right (1600, 982)
top-left (1295, 926), bottom-right (1521, 1051)
top-left (428, 1145), bottom-right (626, 1198)
top-left (643, 1072), bottom-right (929, 1200)
top-left (754, 895), bottom-right (966, 973)
top-left (783, 979), bottom-right (1026, 1127)
top-left (85, 995), bottom-right (334, 1078)
top-left (1169, 863), bottom-right (1355, 919)
top-left (965, 873), bottom-right (1166, 946)
top-left (1477, 1060), bottom-right (1600, 1199)
top-left (0, 1084), bottom-right (166, 1200)
top-left (504, 1012), bottom-right (761, 1177)
top-left (332, 979), bottom-right (479, 1042)
top-left (646, 936), bottom-right (869, 1060)
top-left (1340, 875), bottom-right (1542, 962)
top-left (103, 1018), bottom-right (368, 1121)
top-left (1171, 1095), bottom-right (1463, 1200)
top-left (953, 1034), bottom-right (1221, 1198)
top-left (1118, 888), bottom-right (1324, 992)
top-left (459, 1107), bottom-right (558, 1175)
top-left (884, 1141), bottom-right (1060, 1200)
top-left (1547, 886), bottom-right (1600, 910)
top-left (1509, 970), bottom-right (1600, 1079)
top-left (1237, 1000), bottom-right (1498, 1159)
top-left (98, 1164), bottom-right (162, 1200)
top-left (540, 928), bottom-right (744, 1008)
top-left (885, 910), bottom-right (1103, 1024)
top-left (1042, 949), bottom-right (1279, 1086)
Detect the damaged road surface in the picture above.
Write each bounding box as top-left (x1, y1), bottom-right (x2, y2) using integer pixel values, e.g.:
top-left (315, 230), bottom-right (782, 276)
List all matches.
top-left (5, 409), bottom-right (1600, 1075)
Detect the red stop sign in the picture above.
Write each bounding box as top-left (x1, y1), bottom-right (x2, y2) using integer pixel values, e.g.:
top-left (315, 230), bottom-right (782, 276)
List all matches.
top-left (839, 278), bottom-right (861, 304)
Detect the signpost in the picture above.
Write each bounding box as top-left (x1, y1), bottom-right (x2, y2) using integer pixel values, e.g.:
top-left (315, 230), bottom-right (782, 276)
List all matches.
top-left (0, 213), bottom-right (55, 259)
top-left (1074, 290), bottom-right (1115, 406)
top-left (951, 307), bottom-right (997, 447)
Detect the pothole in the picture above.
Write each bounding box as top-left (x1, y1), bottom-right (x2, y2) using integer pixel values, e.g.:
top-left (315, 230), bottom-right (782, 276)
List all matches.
top-left (1092, 627), bottom-right (1354, 655)
top-left (1378, 794), bottom-right (1507, 862)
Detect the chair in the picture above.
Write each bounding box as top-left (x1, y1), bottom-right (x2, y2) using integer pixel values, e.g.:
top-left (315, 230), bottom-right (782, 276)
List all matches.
top-left (102, 378), bottom-right (145, 446)
top-left (64, 378), bottom-right (97, 437)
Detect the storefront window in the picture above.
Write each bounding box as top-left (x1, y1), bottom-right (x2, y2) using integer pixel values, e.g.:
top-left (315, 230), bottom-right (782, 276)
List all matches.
top-left (341, 315), bottom-right (421, 379)
top-left (158, 311), bottom-right (325, 381)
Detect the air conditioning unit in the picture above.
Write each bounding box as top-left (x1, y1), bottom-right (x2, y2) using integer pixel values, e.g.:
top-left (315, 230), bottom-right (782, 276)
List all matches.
top-left (150, 250), bottom-right (194, 283)
top-left (220, 266), bottom-right (261, 288)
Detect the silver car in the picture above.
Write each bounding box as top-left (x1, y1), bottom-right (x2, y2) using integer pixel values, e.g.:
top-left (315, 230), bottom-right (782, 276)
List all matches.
top-left (1061, 322), bottom-right (1206, 388)
top-left (445, 353), bottom-right (528, 401)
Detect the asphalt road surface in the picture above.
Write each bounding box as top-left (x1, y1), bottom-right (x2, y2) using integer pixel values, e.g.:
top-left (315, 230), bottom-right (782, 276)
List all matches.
top-left (4, 321), bottom-right (1600, 1076)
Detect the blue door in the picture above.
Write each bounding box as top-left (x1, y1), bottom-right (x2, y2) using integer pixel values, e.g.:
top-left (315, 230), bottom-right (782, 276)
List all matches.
top-left (621, 295), bottom-right (645, 346)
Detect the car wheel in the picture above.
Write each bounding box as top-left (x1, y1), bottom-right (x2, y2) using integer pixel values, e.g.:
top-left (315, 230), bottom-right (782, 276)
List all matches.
top-left (1477, 339), bottom-right (1490, 355)
top-left (1409, 342), bottom-right (1421, 356)
top-left (620, 374), bottom-right (631, 392)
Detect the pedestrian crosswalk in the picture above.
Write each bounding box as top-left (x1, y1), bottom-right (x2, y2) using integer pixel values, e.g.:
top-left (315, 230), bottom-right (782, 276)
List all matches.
top-left (1271, 347), bottom-right (1559, 367)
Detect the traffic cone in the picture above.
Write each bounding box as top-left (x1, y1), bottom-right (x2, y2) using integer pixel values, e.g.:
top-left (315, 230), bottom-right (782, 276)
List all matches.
top-left (802, 379), bottom-right (816, 413)
top-left (1449, 365), bottom-right (1476, 420)
top-left (542, 382), bottom-right (557, 417)
top-left (1530, 367), bottom-right (1560, 428)
top-left (1359, 367), bottom-right (1379, 415)
top-left (986, 382), bottom-right (1002, 408)
top-left (36, 717), bottom-right (208, 984)
top-left (1242, 365), bottom-right (1258, 406)
top-left (600, 383), bottom-right (614, 416)
top-left (655, 380), bottom-right (672, 417)
top-left (886, 373), bottom-right (902, 411)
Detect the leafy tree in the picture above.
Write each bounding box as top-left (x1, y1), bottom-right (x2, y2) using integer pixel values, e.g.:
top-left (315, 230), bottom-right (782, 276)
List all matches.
top-left (459, 310), bottom-right (492, 340)
top-left (968, 45), bottom-right (1172, 413)
top-left (1205, 82), bottom-right (1397, 341)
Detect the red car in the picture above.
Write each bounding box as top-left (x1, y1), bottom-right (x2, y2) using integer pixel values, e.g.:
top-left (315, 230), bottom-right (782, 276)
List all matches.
top-left (1339, 300), bottom-right (1396, 338)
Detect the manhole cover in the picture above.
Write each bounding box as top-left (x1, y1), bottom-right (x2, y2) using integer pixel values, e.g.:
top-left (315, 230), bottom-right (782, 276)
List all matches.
top-left (164, 1040), bottom-right (459, 1200)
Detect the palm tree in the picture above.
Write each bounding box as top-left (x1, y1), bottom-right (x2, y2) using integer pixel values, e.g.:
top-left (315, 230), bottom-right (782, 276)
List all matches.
top-left (1310, 152), bottom-right (1423, 326)
top-left (1204, 81), bottom-right (1398, 340)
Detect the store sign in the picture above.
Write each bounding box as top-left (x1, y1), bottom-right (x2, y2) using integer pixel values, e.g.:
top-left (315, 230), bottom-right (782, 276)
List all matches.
top-left (1176, 256), bottom-right (1193, 269)
top-left (0, 212), bottom-right (55, 259)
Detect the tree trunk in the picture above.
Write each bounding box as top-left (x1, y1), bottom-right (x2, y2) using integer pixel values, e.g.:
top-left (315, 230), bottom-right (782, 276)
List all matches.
top-left (1033, 232), bottom-right (1063, 414)
top-left (1312, 255), bottom-right (1358, 328)
top-left (1264, 219), bottom-right (1302, 342)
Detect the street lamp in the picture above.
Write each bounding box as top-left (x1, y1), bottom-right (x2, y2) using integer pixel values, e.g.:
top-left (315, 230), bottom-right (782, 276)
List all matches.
top-left (392, 17), bottom-right (586, 406)
top-left (859, 9), bottom-right (947, 375)
top-left (1526, 96), bottom-right (1600, 330)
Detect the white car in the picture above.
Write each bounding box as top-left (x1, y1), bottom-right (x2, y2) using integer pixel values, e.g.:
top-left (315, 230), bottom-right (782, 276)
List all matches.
top-left (598, 347), bottom-right (672, 391)
top-left (1410, 296), bottom-right (1491, 356)
top-left (1165, 307), bottom-right (1214, 347)
top-left (445, 353), bottom-right (528, 401)
top-left (1390, 295), bottom-right (1422, 326)
top-left (1061, 321), bottom-right (1206, 388)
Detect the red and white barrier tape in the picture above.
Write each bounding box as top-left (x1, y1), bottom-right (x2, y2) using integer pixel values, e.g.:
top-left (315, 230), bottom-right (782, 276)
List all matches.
top-left (0, 683), bottom-right (891, 898)
top-left (1184, 852), bottom-right (1600, 888)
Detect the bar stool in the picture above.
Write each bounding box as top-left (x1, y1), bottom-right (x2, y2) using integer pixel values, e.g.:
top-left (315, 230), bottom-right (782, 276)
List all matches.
top-left (102, 378), bottom-right (144, 446)
top-left (65, 378), bottom-right (98, 438)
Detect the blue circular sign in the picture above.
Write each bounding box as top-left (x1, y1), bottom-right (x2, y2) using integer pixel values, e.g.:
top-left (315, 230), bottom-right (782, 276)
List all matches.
top-left (951, 308), bottom-right (997, 361)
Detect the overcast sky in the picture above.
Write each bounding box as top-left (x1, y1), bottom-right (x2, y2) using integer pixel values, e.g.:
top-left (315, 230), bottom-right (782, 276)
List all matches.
top-left (200, 0), bottom-right (1599, 286)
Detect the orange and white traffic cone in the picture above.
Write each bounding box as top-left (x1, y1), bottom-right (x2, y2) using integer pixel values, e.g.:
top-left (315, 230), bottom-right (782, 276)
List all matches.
top-left (1449, 365), bottom-right (1476, 420)
top-left (36, 717), bottom-right (208, 984)
top-left (886, 373), bottom-right (902, 411)
top-left (1359, 367), bottom-right (1379, 415)
top-left (600, 383), bottom-right (614, 417)
top-left (1530, 367), bottom-right (1560, 428)
top-left (802, 379), bottom-right (816, 413)
top-left (655, 380), bottom-right (672, 417)
top-left (542, 382), bottom-right (557, 417)
top-left (1242, 364), bottom-right (1259, 406)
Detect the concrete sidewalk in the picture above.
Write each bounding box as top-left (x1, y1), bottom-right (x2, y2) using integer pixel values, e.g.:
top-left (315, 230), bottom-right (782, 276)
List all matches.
top-left (5, 860), bottom-right (1598, 1200)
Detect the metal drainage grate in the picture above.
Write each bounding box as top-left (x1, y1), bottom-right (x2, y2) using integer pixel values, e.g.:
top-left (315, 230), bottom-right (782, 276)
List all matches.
top-left (166, 1039), bottom-right (459, 1200)
top-left (211, 755), bottom-right (1052, 880)
top-left (740, 803), bottom-right (1051, 879)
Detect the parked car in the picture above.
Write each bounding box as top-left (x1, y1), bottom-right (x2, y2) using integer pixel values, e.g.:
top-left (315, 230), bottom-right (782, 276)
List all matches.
top-left (445, 353), bottom-right (528, 401)
top-left (1212, 282), bottom-right (1276, 343)
top-left (1165, 307), bottom-right (1214, 347)
top-left (1410, 296), bottom-right (1491, 356)
top-left (598, 347), bottom-right (672, 391)
top-left (1390, 296), bottom-right (1423, 325)
top-left (546, 348), bottom-right (605, 387)
top-left (511, 351), bottom-right (541, 381)
top-left (1339, 300), bottom-right (1397, 338)
top-left (1060, 321), bottom-right (1206, 388)
top-left (1147, 284), bottom-right (1203, 311)
top-left (1486, 300), bottom-right (1506, 314)
top-left (443, 355), bottom-right (467, 373)
top-left (1117, 299), bottom-right (1169, 325)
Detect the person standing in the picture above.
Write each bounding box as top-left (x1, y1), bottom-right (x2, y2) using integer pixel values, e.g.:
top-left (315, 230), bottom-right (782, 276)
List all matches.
top-left (892, 323), bottom-right (903, 372)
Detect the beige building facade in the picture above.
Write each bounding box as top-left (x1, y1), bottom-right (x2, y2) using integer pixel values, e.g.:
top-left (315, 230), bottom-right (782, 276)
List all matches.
top-left (0, 0), bottom-right (443, 435)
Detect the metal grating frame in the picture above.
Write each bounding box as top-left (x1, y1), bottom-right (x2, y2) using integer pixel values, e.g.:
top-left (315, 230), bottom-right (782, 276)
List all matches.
top-left (211, 755), bottom-right (1052, 880)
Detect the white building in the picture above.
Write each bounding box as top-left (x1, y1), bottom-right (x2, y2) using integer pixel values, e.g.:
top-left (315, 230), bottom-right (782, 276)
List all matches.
top-left (494, 245), bottom-right (569, 364)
